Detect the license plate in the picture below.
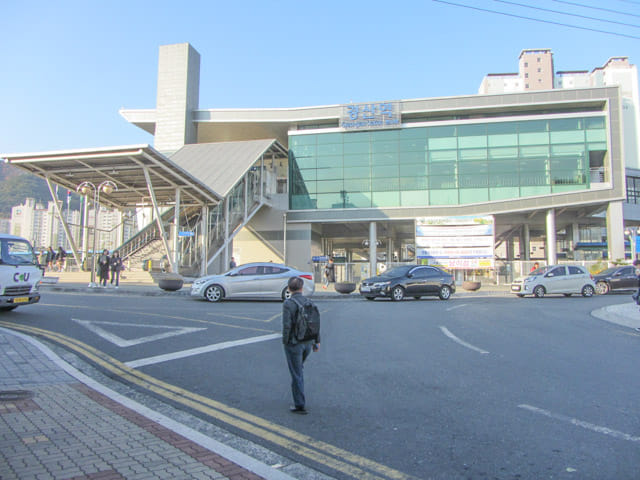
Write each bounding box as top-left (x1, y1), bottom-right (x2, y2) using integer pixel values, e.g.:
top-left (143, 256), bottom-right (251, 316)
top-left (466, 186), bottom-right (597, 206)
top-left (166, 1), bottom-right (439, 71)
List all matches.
top-left (13, 297), bottom-right (29, 304)
top-left (360, 286), bottom-right (371, 292)
top-left (511, 286), bottom-right (521, 292)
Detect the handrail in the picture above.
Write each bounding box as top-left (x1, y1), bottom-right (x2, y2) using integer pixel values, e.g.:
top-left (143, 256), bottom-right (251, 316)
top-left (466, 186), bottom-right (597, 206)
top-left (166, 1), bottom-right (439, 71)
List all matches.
top-left (117, 207), bottom-right (174, 260)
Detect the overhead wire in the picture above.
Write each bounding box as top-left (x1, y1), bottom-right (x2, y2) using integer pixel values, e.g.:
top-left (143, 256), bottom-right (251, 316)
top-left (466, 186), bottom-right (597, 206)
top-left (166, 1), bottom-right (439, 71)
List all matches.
top-left (551, 0), bottom-right (640, 19)
top-left (493, 0), bottom-right (640, 29)
top-left (432, 0), bottom-right (640, 40)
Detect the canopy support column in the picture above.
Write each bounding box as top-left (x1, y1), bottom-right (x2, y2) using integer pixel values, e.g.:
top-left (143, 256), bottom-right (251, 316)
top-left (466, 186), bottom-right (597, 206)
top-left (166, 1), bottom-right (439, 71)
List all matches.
top-left (200, 204), bottom-right (209, 276)
top-left (45, 177), bottom-right (81, 269)
top-left (173, 188), bottom-right (181, 269)
top-left (142, 167), bottom-right (175, 273)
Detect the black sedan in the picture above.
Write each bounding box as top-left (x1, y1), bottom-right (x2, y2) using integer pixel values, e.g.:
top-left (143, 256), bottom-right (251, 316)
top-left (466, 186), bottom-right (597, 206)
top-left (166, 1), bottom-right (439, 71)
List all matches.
top-left (593, 265), bottom-right (639, 294)
top-left (359, 265), bottom-right (455, 301)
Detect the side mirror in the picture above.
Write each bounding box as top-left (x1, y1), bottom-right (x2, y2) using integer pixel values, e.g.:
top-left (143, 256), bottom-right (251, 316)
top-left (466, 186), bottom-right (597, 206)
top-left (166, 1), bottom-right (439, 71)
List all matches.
top-left (545, 273), bottom-right (554, 278)
top-left (407, 273), bottom-right (413, 278)
top-left (613, 272), bottom-right (622, 277)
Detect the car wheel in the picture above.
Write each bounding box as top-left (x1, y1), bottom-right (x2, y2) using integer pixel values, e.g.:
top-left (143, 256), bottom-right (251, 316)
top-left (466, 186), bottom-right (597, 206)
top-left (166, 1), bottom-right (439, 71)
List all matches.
top-left (438, 285), bottom-right (452, 300)
top-left (282, 287), bottom-right (292, 301)
top-left (365, 296), bottom-right (375, 301)
top-left (596, 281), bottom-right (609, 295)
top-left (391, 286), bottom-right (405, 301)
top-left (533, 285), bottom-right (545, 298)
top-left (413, 296), bottom-right (421, 300)
top-left (581, 285), bottom-right (595, 297)
top-left (204, 285), bottom-right (224, 302)
top-left (563, 293), bottom-right (572, 297)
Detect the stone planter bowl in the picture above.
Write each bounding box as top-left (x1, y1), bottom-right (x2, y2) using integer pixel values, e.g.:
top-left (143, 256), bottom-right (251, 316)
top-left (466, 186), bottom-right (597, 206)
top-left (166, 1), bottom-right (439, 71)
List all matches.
top-left (461, 281), bottom-right (481, 291)
top-left (334, 282), bottom-right (357, 294)
top-left (158, 277), bottom-right (184, 291)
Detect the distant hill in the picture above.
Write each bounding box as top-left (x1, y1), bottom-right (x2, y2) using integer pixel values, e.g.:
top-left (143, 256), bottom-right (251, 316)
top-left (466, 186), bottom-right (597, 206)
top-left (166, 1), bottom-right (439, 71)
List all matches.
top-left (0, 163), bottom-right (80, 217)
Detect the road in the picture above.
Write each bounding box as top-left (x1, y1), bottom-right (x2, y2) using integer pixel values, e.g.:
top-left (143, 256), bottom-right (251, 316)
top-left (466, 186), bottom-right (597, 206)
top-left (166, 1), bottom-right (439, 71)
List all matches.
top-left (1, 291), bottom-right (639, 480)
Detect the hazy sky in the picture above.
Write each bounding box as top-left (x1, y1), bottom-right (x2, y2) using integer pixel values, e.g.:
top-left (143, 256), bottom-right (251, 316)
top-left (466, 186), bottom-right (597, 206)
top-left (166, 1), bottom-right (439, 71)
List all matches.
top-left (2, 0), bottom-right (639, 154)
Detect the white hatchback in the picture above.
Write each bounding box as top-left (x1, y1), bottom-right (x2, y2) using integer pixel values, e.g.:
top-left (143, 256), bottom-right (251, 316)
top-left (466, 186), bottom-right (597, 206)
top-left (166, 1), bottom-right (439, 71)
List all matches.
top-left (511, 265), bottom-right (596, 298)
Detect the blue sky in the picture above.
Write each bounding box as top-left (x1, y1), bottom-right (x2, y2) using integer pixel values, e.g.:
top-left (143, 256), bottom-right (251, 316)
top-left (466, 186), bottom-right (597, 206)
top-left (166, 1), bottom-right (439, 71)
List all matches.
top-left (2, 0), bottom-right (640, 154)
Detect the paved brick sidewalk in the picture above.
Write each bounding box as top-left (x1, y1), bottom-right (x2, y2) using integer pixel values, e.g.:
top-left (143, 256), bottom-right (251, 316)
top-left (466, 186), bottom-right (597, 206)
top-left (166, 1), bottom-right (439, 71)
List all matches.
top-left (0, 330), bottom-right (295, 480)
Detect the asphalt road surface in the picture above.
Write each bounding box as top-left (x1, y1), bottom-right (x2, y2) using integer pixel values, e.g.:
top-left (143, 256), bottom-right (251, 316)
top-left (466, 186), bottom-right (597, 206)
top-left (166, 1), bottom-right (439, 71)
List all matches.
top-left (1, 291), bottom-right (639, 480)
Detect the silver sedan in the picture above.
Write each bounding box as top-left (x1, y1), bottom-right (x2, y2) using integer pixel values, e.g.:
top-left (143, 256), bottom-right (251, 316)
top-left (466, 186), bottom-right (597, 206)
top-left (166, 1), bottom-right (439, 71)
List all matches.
top-left (190, 262), bottom-right (315, 302)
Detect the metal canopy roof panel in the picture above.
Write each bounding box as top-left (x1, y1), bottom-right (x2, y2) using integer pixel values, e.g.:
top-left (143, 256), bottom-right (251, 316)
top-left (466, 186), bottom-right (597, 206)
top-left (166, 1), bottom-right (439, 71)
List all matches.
top-left (169, 139), bottom-right (287, 198)
top-left (1, 145), bottom-right (221, 209)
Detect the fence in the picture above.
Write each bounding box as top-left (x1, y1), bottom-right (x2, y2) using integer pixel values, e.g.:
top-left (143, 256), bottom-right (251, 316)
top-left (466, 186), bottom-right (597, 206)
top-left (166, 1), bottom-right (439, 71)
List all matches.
top-left (312, 259), bottom-right (615, 286)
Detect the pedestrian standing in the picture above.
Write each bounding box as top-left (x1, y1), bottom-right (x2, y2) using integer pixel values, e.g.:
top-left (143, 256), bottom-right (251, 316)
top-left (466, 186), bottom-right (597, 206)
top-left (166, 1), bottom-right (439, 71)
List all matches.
top-left (46, 246), bottom-right (55, 271)
top-left (55, 247), bottom-right (67, 272)
top-left (110, 250), bottom-right (123, 288)
top-left (98, 249), bottom-right (110, 287)
top-left (229, 256), bottom-right (237, 269)
top-left (322, 257), bottom-right (335, 289)
top-left (282, 276), bottom-right (320, 414)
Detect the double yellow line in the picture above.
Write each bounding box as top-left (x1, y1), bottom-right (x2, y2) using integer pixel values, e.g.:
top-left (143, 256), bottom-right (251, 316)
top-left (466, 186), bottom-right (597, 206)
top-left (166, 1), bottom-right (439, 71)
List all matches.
top-left (0, 321), bottom-right (417, 480)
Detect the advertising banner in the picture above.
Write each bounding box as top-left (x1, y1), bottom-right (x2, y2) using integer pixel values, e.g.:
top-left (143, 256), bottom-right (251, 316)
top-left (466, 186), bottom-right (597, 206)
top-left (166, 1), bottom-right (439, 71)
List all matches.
top-left (415, 215), bottom-right (495, 269)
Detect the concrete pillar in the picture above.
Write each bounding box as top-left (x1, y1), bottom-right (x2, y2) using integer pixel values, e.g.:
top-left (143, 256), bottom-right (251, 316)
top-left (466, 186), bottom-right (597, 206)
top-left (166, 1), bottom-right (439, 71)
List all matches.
top-left (522, 224), bottom-right (530, 261)
top-left (571, 223), bottom-right (580, 259)
top-left (154, 43), bottom-right (200, 152)
top-left (173, 188), bottom-right (181, 268)
top-left (369, 222), bottom-right (377, 276)
top-left (546, 209), bottom-right (557, 265)
top-left (606, 201), bottom-right (625, 262)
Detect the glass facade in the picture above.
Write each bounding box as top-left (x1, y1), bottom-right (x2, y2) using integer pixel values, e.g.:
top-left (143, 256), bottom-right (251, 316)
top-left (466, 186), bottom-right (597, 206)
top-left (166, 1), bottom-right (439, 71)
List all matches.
top-left (289, 116), bottom-right (608, 210)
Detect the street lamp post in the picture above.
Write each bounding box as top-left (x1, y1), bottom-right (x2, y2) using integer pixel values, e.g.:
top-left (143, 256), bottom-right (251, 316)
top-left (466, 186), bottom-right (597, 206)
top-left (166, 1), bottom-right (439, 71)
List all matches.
top-left (77, 180), bottom-right (117, 287)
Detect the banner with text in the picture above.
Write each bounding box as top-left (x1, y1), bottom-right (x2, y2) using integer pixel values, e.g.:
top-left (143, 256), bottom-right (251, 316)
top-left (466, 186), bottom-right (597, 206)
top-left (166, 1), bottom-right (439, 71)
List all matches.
top-left (415, 216), bottom-right (495, 269)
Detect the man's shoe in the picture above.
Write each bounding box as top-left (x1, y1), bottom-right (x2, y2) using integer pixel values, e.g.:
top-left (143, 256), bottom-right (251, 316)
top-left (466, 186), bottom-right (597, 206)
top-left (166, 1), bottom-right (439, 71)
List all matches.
top-left (290, 406), bottom-right (308, 415)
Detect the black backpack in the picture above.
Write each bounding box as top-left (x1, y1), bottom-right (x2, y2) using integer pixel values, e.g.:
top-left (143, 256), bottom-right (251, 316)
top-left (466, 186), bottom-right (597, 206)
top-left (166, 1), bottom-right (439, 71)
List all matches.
top-left (290, 296), bottom-right (320, 342)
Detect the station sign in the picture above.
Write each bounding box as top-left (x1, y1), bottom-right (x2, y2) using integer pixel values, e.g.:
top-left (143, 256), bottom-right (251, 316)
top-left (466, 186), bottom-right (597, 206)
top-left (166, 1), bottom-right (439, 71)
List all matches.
top-left (340, 101), bottom-right (401, 130)
top-left (178, 231), bottom-right (195, 237)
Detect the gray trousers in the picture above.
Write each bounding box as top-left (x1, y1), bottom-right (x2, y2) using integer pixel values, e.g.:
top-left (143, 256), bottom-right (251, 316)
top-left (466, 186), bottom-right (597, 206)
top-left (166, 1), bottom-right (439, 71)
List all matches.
top-left (284, 342), bottom-right (313, 408)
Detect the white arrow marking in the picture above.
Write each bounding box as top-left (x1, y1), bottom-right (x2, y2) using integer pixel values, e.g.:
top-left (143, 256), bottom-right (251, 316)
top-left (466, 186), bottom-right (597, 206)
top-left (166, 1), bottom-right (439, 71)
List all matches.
top-left (71, 318), bottom-right (206, 348)
top-left (439, 326), bottom-right (489, 354)
top-left (519, 404), bottom-right (640, 442)
top-left (125, 333), bottom-right (282, 368)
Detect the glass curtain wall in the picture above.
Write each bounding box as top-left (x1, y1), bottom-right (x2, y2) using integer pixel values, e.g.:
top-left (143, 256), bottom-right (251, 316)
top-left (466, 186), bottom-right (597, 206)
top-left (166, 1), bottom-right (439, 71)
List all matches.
top-left (289, 116), bottom-right (608, 210)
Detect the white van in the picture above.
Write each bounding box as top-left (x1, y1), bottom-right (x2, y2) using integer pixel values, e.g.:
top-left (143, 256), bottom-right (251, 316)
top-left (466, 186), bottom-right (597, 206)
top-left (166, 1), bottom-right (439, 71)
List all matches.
top-left (0, 234), bottom-right (43, 311)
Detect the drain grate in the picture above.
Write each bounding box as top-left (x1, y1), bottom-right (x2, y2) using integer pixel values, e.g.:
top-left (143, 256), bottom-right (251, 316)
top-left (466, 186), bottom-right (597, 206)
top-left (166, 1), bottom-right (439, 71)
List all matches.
top-left (0, 390), bottom-right (35, 402)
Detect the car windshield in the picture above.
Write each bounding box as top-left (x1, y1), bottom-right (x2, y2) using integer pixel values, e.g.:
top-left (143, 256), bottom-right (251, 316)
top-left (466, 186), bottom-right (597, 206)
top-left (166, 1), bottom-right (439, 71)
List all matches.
top-left (0, 239), bottom-right (37, 266)
top-left (380, 265), bottom-right (414, 277)
top-left (529, 266), bottom-right (552, 276)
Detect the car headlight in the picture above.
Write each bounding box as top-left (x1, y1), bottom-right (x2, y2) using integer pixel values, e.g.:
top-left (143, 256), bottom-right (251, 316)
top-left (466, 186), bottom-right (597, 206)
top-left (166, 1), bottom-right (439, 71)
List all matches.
top-left (193, 279), bottom-right (206, 286)
top-left (524, 277), bottom-right (535, 283)
top-left (373, 281), bottom-right (391, 288)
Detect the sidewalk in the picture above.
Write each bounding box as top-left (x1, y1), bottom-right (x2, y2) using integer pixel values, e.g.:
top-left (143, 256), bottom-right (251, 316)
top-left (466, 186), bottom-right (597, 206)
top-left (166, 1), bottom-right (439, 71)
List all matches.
top-left (0, 329), bottom-right (323, 480)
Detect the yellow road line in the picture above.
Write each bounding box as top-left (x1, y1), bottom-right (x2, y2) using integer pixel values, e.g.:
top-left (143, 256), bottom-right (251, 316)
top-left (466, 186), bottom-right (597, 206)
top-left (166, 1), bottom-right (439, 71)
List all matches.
top-left (0, 321), bottom-right (416, 480)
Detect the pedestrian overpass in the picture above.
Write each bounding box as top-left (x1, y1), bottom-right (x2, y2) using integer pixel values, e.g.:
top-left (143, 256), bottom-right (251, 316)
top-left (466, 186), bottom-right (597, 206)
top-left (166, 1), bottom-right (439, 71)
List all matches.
top-left (2, 139), bottom-right (288, 276)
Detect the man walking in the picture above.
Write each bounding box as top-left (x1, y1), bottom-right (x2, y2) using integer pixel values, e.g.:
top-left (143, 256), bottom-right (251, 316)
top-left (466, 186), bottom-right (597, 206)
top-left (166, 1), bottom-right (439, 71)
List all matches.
top-left (282, 276), bottom-right (320, 414)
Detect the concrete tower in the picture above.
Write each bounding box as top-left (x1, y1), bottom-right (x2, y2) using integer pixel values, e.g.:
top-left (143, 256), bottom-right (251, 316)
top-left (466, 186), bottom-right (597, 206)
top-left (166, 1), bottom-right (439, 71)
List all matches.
top-left (154, 43), bottom-right (200, 153)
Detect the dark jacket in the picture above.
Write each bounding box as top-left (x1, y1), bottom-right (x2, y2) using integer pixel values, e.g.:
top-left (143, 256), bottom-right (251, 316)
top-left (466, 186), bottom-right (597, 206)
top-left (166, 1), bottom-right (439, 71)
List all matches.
top-left (98, 254), bottom-right (110, 275)
top-left (282, 292), bottom-right (320, 345)
top-left (110, 255), bottom-right (123, 272)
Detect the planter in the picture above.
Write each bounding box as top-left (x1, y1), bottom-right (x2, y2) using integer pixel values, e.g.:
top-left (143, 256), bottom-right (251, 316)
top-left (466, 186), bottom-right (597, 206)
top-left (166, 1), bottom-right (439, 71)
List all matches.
top-left (462, 281), bottom-right (481, 291)
top-left (158, 276), bottom-right (184, 291)
top-left (334, 282), bottom-right (356, 294)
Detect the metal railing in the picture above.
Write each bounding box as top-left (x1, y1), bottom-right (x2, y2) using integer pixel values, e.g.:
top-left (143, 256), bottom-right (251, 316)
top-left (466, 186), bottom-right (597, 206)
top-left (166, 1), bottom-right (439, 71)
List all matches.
top-left (310, 259), bottom-right (618, 286)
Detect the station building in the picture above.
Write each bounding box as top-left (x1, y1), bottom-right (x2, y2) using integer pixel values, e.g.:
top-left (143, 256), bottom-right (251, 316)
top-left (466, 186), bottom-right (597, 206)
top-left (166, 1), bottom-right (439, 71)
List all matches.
top-left (4, 43), bottom-right (640, 283)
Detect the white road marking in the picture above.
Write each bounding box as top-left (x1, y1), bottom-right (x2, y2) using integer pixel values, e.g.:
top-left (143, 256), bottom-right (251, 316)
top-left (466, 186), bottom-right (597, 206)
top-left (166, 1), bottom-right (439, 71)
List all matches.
top-left (439, 326), bottom-right (489, 354)
top-left (518, 404), bottom-right (640, 443)
top-left (72, 319), bottom-right (206, 348)
top-left (446, 304), bottom-right (467, 312)
top-left (126, 333), bottom-right (282, 368)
